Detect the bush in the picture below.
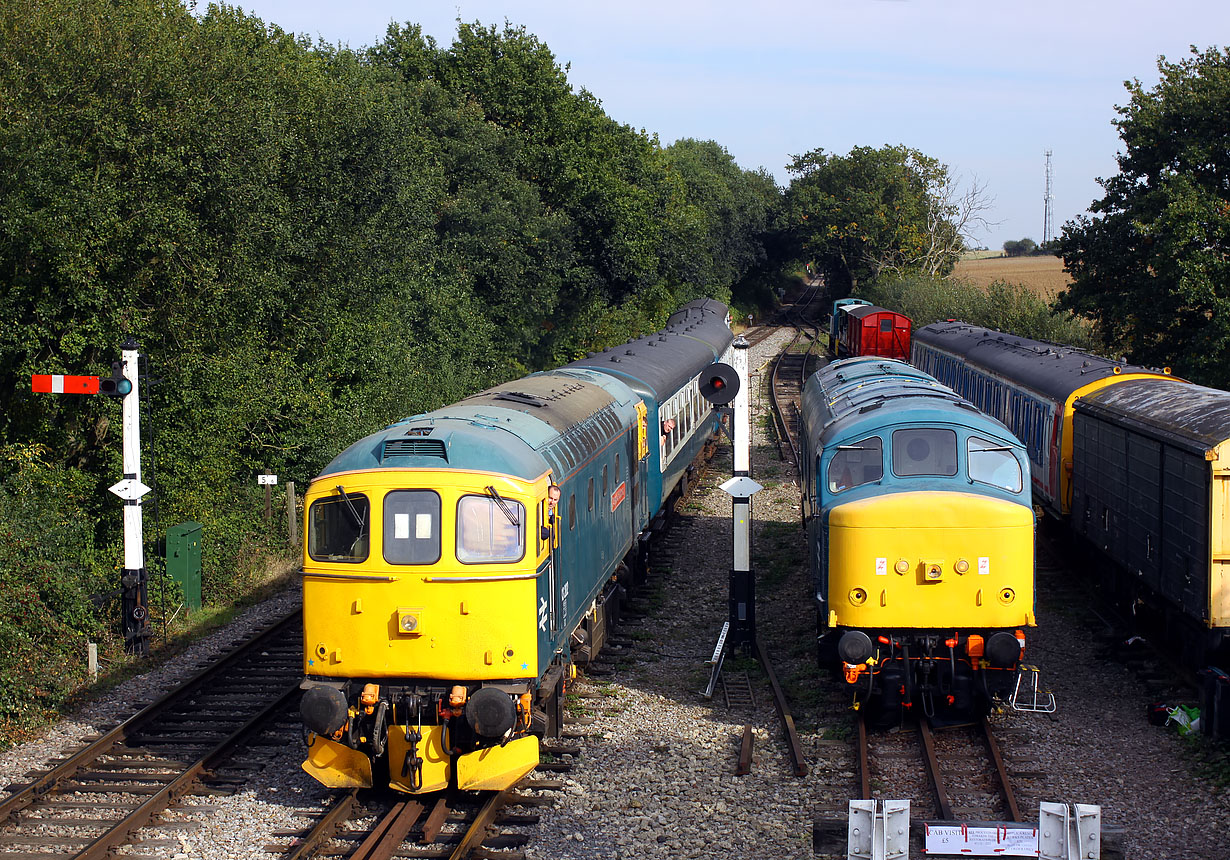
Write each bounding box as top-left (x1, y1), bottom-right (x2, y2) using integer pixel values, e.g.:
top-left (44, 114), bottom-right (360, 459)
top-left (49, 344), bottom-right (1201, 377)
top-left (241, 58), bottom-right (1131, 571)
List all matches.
top-left (859, 273), bottom-right (1099, 348)
top-left (0, 446), bottom-right (112, 736)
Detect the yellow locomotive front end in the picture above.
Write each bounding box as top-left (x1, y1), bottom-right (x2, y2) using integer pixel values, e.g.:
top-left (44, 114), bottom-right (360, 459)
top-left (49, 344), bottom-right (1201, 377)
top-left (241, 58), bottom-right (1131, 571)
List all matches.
top-left (299, 468), bottom-right (550, 794)
top-left (825, 490), bottom-right (1036, 720)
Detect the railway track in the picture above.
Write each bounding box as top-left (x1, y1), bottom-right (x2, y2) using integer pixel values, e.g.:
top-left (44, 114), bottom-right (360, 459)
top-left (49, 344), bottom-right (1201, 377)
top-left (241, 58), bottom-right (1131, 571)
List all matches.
top-left (856, 713), bottom-right (1022, 824)
top-left (766, 285), bottom-right (826, 466)
top-left (279, 759), bottom-right (572, 860)
top-left (0, 610), bottom-right (302, 859)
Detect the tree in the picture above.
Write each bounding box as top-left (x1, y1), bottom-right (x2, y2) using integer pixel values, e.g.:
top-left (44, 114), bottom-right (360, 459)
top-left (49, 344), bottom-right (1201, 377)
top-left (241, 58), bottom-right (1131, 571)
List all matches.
top-left (783, 145), bottom-right (979, 295)
top-left (1057, 46), bottom-right (1230, 387)
top-left (1003, 238), bottom-right (1037, 257)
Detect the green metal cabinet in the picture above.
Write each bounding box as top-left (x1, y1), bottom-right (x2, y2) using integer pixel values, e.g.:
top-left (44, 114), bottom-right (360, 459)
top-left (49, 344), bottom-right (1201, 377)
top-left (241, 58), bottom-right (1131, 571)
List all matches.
top-left (166, 522), bottom-right (203, 611)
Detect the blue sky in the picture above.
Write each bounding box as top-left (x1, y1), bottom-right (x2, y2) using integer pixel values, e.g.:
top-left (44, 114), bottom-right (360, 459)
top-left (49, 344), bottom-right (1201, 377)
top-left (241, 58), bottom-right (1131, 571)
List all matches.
top-left (221, 0), bottom-right (1229, 249)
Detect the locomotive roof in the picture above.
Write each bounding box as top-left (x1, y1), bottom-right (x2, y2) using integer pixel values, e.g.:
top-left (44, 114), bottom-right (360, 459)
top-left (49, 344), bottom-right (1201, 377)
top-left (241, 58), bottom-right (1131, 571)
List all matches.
top-left (914, 321), bottom-right (1171, 402)
top-left (846, 304), bottom-right (910, 322)
top-left (802, 357), bottom-right (1014, 447)
top-left (1076, 378), bottom-right (1230, 456)
top-left (317, 369), bottom-right (636, 482)
top-left (565, 299), bottom-right (733, 399)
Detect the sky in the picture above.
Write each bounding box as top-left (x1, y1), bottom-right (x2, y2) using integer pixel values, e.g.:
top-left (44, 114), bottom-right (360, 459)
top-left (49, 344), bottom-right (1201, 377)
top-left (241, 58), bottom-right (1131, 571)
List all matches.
top-left (220, 0), bottom-right (1230, 250)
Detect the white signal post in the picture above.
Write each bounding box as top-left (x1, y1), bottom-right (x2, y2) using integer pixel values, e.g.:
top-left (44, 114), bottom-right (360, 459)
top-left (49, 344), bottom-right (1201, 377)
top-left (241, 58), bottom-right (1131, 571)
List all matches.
top-left (34, 340), bottom-right (148, 654)
top-left (111, 340), bottom-right (149, 654)
top-left (702, 336), bottom-right (761, 700)
top-left (723, 337), bottom-right (760, 649)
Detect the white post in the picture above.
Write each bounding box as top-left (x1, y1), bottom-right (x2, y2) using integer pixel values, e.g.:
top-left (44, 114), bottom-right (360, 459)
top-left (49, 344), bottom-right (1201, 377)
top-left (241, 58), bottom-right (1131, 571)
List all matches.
top-left (108, 340), bottom-right (150, 655)
top-left (721, 337), bottom-right (760, 651)
top-left (732, 337), bottom-right (750, 478)
top-left (120, 342), bottom-right (143, 572)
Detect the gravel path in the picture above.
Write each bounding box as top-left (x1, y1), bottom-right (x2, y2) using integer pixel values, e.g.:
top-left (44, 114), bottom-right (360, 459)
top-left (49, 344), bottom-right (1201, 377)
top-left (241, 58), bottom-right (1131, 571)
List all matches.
top-left (0, 326), bottom-right (1226, 859)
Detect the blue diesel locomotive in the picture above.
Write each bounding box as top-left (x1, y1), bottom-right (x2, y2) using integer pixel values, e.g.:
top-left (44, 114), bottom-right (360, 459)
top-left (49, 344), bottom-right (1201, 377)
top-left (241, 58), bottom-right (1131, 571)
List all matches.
top-left (298, 300), bottom-right (734, 794)
top-left (800, 358), bottom-right (1039, 722)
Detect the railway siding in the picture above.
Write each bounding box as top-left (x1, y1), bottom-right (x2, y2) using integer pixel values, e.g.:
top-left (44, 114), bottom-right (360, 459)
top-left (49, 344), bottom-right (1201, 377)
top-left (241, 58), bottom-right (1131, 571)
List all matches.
top-left (0, 320), bottom-right (1227, 858)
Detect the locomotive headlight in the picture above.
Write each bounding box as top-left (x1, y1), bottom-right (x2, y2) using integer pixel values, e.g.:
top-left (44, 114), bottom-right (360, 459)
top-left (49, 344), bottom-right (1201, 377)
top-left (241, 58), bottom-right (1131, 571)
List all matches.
top-left (894, 558), bottom-right (911, 574)
top-left (397, 607), bottom-right (424, 634)
top-left (998, 588), bottom-right (1015, 604)
top-left (954, 558), bottom-right (970, 574)
top-left (848, 588), bottom-right (868, 606)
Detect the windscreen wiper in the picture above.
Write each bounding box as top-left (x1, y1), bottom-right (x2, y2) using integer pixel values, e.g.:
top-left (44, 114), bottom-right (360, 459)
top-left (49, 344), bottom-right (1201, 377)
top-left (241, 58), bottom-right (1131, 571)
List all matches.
top-left (485, 485), bottom-right (520, 527)
top-left (335, 485), bottom-right (365, 527)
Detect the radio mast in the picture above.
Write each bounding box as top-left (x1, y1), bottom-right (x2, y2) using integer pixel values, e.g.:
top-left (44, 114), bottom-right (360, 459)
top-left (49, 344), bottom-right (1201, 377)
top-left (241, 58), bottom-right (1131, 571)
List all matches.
top-left (1042, 150), bottom-right (1055, 246)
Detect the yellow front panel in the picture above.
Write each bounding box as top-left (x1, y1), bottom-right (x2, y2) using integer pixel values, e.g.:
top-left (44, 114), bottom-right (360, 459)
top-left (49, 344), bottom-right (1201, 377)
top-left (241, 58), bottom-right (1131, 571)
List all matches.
top-left (304, 577), bottom-right (537, 679)
top-left (828, 491), bottom-right (1034, 629)
top-left (302, 469), bottom-right (547, 680)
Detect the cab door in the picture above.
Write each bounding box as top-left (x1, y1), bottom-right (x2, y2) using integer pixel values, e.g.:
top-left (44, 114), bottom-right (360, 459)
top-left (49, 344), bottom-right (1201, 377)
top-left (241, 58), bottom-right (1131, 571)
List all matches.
top-left (535, 494), bottom-right (561, 675)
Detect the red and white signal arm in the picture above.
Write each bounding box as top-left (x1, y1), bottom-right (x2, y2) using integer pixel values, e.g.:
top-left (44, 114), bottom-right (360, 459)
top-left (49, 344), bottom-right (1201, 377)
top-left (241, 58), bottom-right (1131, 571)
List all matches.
top-left (32, 374), bottom-right (100, 394)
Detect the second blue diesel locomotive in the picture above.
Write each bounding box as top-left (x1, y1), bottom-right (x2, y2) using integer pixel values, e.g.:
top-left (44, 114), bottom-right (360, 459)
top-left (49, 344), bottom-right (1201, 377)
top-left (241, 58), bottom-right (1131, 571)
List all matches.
top-left (800, 358), bottom-right (1039, 722)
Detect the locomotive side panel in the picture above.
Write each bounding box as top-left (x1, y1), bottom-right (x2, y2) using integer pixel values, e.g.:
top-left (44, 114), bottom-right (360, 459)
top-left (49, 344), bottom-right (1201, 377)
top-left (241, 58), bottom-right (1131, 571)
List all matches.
top-left (1074, 378), bottom-right (1230, 647)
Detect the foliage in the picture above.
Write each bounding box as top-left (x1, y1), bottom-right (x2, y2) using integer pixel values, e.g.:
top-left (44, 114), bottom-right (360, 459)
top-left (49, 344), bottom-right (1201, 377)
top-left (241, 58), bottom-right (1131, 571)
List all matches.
top-left (859, 273), bottom-right (1098, 348)
top-left (0, 446), bottom-right (112, 733)
top-left (1002, 238), bottom-right (1038, 257)
top-left (783, 145), bottom-right (973, 295)
top-left (0, 0), bottom-right (780, 738)
top-left (1057, 46), bottom-right (1230, 387)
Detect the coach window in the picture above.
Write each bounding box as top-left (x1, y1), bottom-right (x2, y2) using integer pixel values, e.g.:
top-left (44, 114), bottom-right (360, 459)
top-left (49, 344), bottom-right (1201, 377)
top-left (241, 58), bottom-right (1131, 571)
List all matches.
top-left (892, 428), bottom-right (958, 477)
top-left (456, 494), bottom-right (525, 563)
top-left (967, 436), bottom-right (1023, 493)
top-left (309, 491), bottom-right (370, 563)
top-left (827, 436), bottom-right (884, 493)
top-left (383, 490), bottom-right (442, 564)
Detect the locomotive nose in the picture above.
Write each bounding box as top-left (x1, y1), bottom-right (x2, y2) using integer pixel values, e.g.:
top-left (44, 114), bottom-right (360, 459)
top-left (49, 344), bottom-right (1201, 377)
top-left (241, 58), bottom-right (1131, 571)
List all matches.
top-left (465, 687), bottom-right (518, 739)
top-left (301, 685), bottom-right (349, 736)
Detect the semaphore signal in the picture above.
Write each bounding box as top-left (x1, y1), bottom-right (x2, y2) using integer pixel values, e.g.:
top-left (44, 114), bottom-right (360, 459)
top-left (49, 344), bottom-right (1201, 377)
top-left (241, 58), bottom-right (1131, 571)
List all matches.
top-left (30, 339), bottom-right (150, 655)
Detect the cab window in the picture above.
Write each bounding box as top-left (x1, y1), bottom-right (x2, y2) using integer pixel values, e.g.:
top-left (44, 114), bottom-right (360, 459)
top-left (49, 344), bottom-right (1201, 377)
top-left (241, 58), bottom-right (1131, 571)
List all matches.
top-left (827, 436), bottom-right (883, 493)
top-left (893, 428), bottom-right (958, 477)
top-left (457, 495), bottom-right (525, 563)
top-left (967, 436), bottom-right (1023, 493)
top-left (308, 492), bottom-right (370, 562)
top-left (383, 490), bottom-right (442, 564)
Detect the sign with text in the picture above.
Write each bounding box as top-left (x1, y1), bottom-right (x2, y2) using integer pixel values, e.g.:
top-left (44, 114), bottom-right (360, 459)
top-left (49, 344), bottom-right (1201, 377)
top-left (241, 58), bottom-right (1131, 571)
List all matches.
top-left (923, 823), bottom-right (1038, 856)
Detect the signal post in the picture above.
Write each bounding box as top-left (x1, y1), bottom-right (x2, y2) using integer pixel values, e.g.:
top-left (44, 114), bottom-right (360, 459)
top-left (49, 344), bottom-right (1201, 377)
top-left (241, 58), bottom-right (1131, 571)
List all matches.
top-left (33, 339), bottom-right (150, 654)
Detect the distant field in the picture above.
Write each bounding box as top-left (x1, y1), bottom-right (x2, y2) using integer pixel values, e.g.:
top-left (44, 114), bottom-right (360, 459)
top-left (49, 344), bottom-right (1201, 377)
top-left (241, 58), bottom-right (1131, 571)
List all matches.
top-left (952, 254), bottom-right (1070, 298)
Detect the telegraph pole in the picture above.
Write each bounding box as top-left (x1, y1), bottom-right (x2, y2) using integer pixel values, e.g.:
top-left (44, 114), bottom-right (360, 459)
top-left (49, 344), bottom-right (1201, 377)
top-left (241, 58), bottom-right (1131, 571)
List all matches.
top-left (1043, 150), bottom-right (1055, 246)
